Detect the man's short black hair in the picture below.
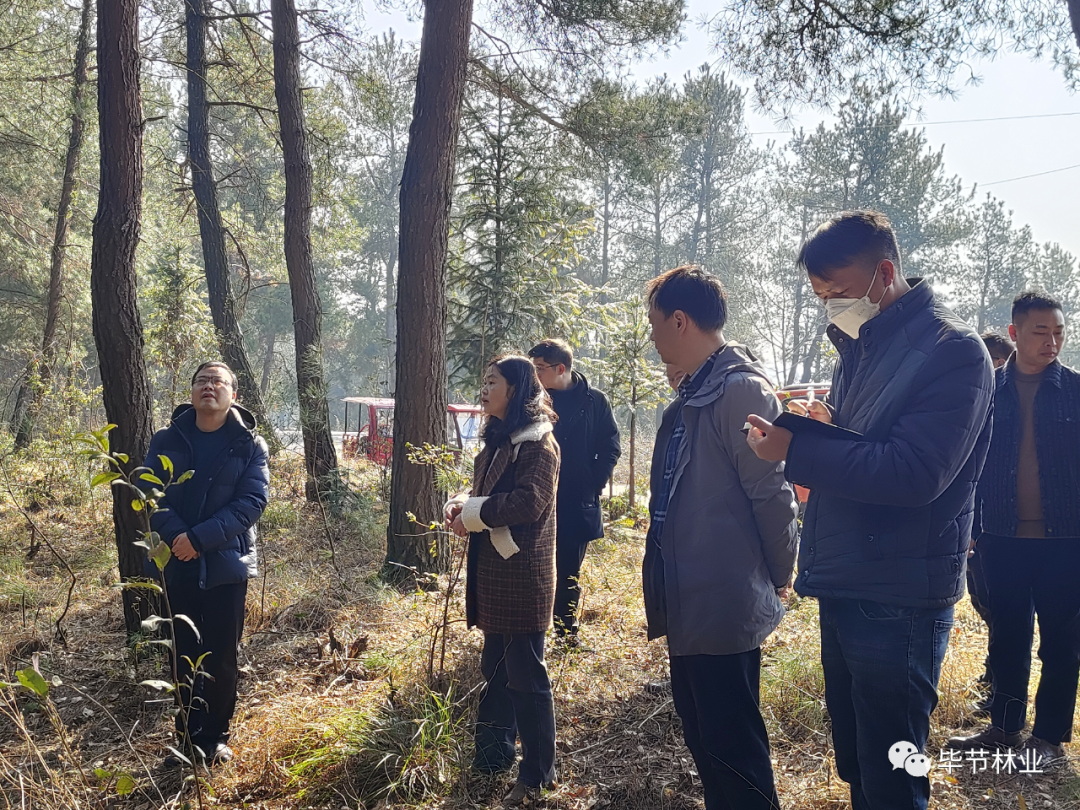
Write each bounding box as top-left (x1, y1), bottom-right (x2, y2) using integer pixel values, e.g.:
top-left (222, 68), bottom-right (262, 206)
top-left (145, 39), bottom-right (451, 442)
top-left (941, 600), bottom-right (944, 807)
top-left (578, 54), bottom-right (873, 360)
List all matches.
top-left (981, 331), bottom-right (1015, 362)
top-left (1012, 290), bottom-right (1063, 324)
top-left (646, 265), bottom-right (727, 333)
top-left (192, 361), bottom-right (238, 391)
top-left (797, 210), bottom-right (901, 280)
top-left (528, 339), bottom-right (573, 370)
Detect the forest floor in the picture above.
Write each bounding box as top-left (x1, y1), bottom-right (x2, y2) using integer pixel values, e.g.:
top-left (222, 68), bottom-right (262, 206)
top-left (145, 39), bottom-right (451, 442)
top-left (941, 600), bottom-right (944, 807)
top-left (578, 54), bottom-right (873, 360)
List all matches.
top-left (1, 444), bottom-right (1079, 810)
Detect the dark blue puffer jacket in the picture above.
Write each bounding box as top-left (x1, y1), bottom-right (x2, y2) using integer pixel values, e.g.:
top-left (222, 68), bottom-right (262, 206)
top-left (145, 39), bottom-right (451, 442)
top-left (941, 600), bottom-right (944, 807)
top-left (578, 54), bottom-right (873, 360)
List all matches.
top-left (787, 279), bottom-right (994, 607)
top-left (144, 404), bottom-right (269, 590)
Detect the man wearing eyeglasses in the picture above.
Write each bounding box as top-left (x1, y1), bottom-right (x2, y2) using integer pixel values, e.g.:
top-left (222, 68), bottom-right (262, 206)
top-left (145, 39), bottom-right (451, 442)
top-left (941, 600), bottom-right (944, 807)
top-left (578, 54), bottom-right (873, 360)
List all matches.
top-left (528, 339), bottom-right (621, 645)
top-left (145, 361), bottom-right (270, 768)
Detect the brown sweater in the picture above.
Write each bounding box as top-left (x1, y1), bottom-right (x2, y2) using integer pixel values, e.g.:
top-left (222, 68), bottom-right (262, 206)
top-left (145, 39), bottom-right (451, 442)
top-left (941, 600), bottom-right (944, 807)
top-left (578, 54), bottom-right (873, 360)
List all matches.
top-left (1014, 367), bottom-right (1046, 538)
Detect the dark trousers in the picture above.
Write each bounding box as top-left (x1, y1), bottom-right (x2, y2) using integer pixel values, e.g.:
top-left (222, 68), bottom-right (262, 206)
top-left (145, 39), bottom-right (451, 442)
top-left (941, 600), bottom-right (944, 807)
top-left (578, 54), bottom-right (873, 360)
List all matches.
top-left (979, 534), bottom-right (1080, 744)
top-left (967, 548), bottom-right (994, 682)
top-left (474, 632), bottom-right (556, 786)
top-left (818, 597), bottom-right (953, 810)
top-left (553, 540), bottom-right (589, 637)
top-left (167, 566), bottom-right (247, 751)
top-left (669, 649), bottom-right (779, 810)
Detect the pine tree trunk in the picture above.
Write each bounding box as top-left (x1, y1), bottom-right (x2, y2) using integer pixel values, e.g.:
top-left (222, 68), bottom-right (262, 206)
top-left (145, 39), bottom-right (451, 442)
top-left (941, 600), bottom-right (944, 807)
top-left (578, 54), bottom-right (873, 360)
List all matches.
top-left (600, 166), bottom-right (611, 302)
top-left (91, 0), bottom-right (155, 635)
top-left (260, 330), bottom-right (275, 395)
top-left (652, 181), bottom-right (662, 277)
top-left (385, 0), bottom-right (473, 579)
top-left (11, 0), bottom-right (93, 449)
top-left (1068, 0), bottom-right (1080, 52)
top-left (384, 244), bottom-right (398, 344)
top-left (800, 319), bottom-right (828, 384)
top-left (186, 0), bottom-right (280, 452)
top-left (628, 396), bottom-right (637, 512)
top-left (271, 0), bottom-right (338, 499)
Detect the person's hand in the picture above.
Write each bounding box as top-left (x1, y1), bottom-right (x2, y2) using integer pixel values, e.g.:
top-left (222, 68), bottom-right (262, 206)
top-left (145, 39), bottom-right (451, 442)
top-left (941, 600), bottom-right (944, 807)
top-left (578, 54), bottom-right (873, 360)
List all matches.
top-left (444, 500), bottom-right (463, 525)
top-left (786, 399), bottom-right (833, 424)
top-left (746, 414), bottom-right (793, 462)
top-left (777, 574), bottom-right (795, 602)
top-left (171, 532), bottom-right (199, 562)
top-left (450, 514), bottom-right (467, 537)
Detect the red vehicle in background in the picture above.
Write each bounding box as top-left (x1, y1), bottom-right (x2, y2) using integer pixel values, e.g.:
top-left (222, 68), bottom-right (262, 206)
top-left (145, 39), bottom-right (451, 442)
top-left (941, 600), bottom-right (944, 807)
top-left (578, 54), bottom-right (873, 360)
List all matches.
top-left (776, 383), bottom-right (832, 505)
top-left (776, 382), bottom-right (831, 407)
top-left (341, 397), bottom-right (484, 464)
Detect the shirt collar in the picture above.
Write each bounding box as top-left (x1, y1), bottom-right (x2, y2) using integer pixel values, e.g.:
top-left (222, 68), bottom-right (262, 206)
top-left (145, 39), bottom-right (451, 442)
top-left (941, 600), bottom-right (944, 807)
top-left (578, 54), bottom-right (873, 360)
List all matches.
top-left (677, 345), bottom-right (726, 400)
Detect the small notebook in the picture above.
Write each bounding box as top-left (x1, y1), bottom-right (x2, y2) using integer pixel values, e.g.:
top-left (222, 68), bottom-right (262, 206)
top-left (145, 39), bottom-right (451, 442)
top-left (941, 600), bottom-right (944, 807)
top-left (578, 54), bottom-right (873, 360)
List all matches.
top-left (774, 411), bottom-right (864, 441)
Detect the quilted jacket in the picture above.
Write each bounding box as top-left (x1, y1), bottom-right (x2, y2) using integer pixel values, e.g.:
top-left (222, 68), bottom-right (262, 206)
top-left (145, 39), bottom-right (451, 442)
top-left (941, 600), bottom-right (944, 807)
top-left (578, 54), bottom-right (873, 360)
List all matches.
top-left (787, 279), bottom-right (994, 607)
top-left (145, 404), bottom-right (269, 590)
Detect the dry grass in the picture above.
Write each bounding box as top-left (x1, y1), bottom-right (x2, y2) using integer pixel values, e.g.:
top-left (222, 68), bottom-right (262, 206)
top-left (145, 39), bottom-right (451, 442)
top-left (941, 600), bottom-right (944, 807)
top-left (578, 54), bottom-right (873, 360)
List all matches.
top-left (1, 437), bottom-right (1079, 809)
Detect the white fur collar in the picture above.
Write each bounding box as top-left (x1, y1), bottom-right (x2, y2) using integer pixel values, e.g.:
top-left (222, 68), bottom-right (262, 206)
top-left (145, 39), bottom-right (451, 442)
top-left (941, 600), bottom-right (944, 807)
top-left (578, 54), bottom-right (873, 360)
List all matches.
top-left (510, 420), bottom-right (553, 446)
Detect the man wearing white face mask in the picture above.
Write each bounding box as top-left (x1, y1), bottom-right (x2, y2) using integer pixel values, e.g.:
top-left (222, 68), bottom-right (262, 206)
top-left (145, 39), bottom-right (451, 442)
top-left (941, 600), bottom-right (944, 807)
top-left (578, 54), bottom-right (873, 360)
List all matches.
top-left (746, 211), bottom-right (994, 810)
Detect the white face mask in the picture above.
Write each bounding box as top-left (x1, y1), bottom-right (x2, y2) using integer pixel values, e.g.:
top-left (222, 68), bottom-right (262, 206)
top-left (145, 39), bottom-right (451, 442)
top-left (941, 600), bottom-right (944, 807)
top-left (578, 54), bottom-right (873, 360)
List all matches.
top-left (824, 271), bottom-right (885, 339)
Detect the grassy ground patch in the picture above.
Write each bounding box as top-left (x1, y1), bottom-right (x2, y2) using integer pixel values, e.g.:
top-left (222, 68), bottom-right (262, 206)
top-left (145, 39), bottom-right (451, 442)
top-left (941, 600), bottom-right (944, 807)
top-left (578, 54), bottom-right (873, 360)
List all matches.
top-left (1, 439), bottom-right (1077, 809)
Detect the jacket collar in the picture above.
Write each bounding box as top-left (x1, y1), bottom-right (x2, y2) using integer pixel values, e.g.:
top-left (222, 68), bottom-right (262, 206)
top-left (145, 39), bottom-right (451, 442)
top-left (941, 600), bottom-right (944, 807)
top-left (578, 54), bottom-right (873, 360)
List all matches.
top-left (1001, 356), bottom-right (1062, 390)
top-left (683, 343), bottom-right (770, 408)
top-left (827, 277), bottom-right (931, 348)
top-left (510, 420), bottom-right (553, 446)
top-left (551, 371), bottom-right (589, 409)
top-left (475, 419), bottom-right (552, 495)
top-left (169, 403), bottom-right (258, 442)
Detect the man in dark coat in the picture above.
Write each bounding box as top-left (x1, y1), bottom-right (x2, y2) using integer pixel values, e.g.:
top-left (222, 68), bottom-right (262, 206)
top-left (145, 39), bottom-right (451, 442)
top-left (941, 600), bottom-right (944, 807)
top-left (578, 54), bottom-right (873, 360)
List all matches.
top-left (747, 211), bottom-right (994, 810)
top-left (528, 339), bottom-right (620, 640)
top-left (966, 331), bottom-right (1016, 706)
top-left (949, 291), bottom-right (1080, 764)
top-left (145, 361), bottom-right (270, 767)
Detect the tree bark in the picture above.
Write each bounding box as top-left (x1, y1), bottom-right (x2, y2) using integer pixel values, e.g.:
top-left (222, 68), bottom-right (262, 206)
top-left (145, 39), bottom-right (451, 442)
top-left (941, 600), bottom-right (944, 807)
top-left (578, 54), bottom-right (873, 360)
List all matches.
top-left (385, 0), bottom-right (473, 579)
top-left (186, 0), bottom-right (280, 452)
top-left (627, 390), bottom-right (637, 512)
top-left (271, 0), bottom-right (338, 499)
top-left (11, 0), bottom-right (93, 449)
top-left (91, 0), bottom-right (155, 635)
top-left (652, 179), bottom-right (662, 277)
top-left (800, 319), bottom-right (828, 383)
top-left (1068, 0), bottom-right (1080, 53)
top-left (384, 241), bottom-right (398, 344)
top-left (260, 329), bottom-right (275, 394)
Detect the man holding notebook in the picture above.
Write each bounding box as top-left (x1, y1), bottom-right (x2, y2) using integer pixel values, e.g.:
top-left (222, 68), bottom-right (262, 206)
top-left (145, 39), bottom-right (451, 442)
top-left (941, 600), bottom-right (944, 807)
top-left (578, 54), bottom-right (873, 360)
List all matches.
top-left (746, 211), bottom-right (994, 810)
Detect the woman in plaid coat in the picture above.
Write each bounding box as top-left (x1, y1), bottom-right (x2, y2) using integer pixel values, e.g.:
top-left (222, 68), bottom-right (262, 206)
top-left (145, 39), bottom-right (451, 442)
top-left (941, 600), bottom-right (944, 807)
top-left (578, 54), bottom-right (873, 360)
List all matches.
top-left (446, 355), bottom-right (560, 806)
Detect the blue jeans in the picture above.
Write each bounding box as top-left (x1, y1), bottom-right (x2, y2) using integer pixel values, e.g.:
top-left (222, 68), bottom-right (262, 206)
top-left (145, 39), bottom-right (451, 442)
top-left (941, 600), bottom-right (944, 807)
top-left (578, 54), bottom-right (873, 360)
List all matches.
top-left (818, 598), bottom-right (953, 810)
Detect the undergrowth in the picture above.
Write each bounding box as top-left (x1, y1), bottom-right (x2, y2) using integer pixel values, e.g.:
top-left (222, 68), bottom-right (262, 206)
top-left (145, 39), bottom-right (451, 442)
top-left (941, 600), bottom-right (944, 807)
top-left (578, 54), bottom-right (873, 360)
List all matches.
top-left (0, 434), bottom-right (1077, 809)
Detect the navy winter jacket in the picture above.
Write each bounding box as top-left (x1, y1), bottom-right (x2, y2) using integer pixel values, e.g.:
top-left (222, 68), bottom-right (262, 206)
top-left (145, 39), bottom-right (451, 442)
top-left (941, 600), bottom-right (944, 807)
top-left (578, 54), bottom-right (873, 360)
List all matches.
top-left (787, 279), bottom-right (994, 608)
top-left (550, 371), bottom-right (621, 545)
top-left (978, 359), bottom-right (1080, 538)
top-left (145, 404), bottom-right (269, 590)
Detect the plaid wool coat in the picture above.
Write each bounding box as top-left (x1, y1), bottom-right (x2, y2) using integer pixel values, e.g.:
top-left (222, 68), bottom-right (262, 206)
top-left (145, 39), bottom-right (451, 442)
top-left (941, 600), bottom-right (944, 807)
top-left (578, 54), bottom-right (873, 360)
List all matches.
top-left (465, 423), bottom-right (560, 634)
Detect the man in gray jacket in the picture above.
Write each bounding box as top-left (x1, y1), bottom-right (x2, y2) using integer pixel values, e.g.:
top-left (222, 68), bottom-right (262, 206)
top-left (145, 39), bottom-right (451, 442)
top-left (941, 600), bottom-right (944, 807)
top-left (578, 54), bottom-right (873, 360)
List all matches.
top-left (644, 265), bottom-right (798, 810)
